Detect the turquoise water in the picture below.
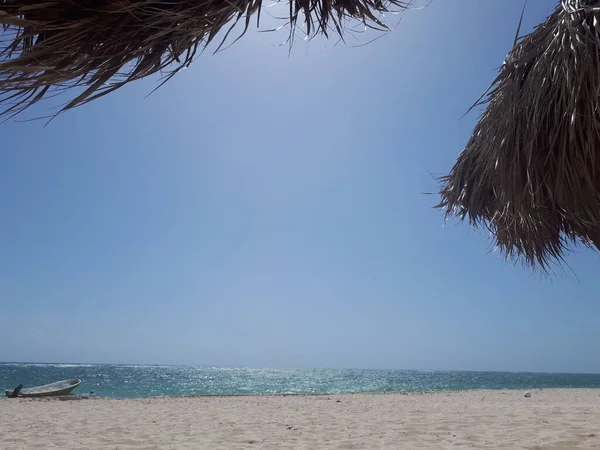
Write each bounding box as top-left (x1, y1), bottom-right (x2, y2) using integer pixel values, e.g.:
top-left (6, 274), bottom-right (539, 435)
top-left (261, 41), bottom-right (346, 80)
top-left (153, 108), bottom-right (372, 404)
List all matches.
top-left (2, 364), bottom-right (600, 398)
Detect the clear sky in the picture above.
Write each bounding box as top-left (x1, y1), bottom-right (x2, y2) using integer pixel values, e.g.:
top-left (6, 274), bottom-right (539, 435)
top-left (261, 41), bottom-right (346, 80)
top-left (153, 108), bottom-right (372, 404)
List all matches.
top-left (1, 0), bottom-right (599, 373)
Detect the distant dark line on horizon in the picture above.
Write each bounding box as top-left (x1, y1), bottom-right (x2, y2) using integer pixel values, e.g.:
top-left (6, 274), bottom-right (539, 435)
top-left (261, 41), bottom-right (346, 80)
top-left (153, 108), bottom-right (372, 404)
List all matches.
top-left (1, 362), bottom-right (599, 376)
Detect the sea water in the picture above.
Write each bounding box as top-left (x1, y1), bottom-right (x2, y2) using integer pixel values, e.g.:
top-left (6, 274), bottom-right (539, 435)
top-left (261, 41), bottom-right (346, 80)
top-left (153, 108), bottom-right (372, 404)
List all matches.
top-left (1, 364), bottom-right (600, 398)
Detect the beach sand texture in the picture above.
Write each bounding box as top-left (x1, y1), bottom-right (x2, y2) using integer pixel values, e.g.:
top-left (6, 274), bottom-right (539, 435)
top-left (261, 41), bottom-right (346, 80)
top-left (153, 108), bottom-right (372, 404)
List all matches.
top-left (2, 389), bottom-right (600, 449)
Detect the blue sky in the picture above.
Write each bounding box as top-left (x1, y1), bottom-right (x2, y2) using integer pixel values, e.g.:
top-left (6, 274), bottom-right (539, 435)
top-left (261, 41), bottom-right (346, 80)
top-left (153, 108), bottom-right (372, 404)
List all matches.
top-left (1, 0), bottom-right (599, 373)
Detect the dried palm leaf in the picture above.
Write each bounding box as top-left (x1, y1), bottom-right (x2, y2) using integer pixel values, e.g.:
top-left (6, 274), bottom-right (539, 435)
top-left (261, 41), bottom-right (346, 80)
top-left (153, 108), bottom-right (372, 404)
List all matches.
top-left (0, 0), bottom-right (411, 117)
top-left (439, 0), bottom-right (600, 270)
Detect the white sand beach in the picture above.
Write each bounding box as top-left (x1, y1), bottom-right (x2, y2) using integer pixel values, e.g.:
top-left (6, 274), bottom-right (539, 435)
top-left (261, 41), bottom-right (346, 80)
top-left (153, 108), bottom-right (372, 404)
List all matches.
top-left (2, 389), bottom-right (600, 449)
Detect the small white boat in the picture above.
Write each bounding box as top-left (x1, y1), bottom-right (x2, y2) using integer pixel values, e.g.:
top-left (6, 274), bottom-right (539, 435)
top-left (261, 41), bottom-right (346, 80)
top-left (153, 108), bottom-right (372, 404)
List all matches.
top-left (5, 379), bottom-right (81, 398)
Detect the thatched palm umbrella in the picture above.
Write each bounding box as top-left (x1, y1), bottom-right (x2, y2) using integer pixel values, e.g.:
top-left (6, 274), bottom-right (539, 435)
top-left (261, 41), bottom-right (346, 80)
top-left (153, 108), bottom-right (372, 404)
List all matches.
top-left (0, 0), bottom-right (410, 117)
top-left (4, 1), bottom-right (599, 270)
top-left (439, 0), bottom-right (600, 269)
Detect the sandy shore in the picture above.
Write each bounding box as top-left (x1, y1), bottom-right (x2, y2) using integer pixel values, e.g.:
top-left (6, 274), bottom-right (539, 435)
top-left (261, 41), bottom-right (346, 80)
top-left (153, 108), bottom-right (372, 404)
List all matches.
top-left (2, 389), bottom-right (600, 449)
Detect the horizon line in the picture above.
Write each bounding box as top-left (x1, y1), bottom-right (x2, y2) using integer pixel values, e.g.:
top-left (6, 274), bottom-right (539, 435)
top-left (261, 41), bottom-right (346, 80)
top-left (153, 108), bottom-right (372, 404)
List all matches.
top-left (1, 362), bottom-right (599, 376)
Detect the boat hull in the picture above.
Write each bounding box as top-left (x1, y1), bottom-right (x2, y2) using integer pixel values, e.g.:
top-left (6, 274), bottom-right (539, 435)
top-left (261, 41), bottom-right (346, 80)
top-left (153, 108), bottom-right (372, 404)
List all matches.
top-left (5, 379), bottom-right (81, 398)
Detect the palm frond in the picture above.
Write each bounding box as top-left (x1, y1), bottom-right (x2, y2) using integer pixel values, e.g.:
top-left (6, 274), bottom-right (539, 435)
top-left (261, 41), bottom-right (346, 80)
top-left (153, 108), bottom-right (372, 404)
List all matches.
top-left (0, 0), bottom-right (411, 116)
top-left (439, 0), bottom-right (600, 270)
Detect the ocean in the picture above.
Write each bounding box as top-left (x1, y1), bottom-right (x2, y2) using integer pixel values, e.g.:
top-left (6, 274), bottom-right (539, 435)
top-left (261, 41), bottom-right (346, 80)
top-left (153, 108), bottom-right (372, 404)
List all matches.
top-left (2, 364), bottom-right (600, 398)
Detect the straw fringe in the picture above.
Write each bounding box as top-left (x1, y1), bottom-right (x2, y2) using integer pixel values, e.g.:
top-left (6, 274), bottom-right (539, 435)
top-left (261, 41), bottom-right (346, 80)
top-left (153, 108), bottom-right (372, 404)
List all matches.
top-left (439, 0), bottom-right (600, 269)
top-left (0, 0), bottom-right (410, 116)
